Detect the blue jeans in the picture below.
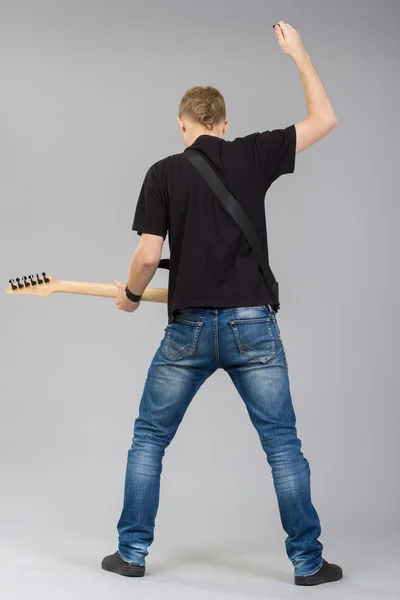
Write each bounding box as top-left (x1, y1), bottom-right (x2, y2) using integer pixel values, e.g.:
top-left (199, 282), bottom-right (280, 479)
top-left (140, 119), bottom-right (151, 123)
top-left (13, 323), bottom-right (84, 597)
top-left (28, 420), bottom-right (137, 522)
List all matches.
top-left (117, 304), bottom-right (323, 577)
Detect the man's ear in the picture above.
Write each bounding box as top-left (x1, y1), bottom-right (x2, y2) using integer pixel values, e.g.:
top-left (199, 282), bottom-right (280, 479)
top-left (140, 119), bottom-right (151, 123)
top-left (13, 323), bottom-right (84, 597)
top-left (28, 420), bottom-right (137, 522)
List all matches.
top-left (223, 120), bottom-right (229, 135)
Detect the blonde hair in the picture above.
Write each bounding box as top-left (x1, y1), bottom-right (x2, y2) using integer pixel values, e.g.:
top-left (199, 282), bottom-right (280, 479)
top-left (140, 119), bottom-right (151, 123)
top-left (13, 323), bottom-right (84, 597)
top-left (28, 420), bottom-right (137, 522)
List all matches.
top-left (178, 85), bottom-right (226, 131)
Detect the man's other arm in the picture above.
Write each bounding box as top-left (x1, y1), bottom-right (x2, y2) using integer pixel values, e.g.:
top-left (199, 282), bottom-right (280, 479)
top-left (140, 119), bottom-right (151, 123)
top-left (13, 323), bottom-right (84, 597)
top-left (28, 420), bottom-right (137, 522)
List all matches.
top-left (294, 51), bottom-right (338, 153)
top-left (274, 21), bottom-right (338, 153)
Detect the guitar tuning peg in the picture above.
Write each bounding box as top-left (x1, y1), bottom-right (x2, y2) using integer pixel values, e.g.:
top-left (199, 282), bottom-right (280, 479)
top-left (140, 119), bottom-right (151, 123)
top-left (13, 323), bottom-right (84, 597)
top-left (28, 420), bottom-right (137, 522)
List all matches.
top-left (23, 276), bottom-right (31, 287)
top-left (16, 277), bottom-right (24, 289)
top-left (29, 275), bottom-right (37, 286)
top-left (42, 272), bottom-right (50, 283)
top-left (36, 273), bottom-right (43, 285)
top-left (9, 279), bottom-right (18, 291)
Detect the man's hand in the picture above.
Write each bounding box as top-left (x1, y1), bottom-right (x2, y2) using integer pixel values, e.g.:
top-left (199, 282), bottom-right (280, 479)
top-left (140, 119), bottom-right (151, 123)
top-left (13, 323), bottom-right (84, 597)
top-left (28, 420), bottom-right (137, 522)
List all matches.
top-left (273, 21), bottom-right (306, 60)
top-left (114, 279), bottom-right (140, 313)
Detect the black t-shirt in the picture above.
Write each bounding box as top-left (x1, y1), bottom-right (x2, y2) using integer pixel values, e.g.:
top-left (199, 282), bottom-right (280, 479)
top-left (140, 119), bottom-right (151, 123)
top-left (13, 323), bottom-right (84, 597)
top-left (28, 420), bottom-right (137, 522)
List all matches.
top-left (132, 125), bottom-right (297, 324)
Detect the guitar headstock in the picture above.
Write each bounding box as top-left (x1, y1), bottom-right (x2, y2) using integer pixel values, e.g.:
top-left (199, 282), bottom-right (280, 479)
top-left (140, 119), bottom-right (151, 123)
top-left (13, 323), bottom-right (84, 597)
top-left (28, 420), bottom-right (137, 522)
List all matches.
top-left (5, 272), bottom-right (57, 297)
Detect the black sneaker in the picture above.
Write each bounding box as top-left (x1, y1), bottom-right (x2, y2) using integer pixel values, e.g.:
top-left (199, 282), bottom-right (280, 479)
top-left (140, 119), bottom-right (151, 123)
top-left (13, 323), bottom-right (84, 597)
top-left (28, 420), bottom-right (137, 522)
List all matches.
top-left (101, 551), bottom-right (145, 577)
top-left (294, 558), bottom-right (343, 586)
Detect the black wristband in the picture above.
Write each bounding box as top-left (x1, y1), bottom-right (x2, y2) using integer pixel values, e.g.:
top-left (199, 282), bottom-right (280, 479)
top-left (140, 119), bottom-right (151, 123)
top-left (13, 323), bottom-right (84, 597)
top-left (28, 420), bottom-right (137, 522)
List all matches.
top-left (125, 286), bottom-right (142, 302)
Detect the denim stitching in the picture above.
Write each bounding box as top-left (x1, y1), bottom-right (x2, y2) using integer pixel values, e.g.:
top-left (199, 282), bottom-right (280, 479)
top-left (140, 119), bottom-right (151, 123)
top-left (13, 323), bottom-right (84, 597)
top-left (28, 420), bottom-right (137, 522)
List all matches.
top-left (214, 313), bottom-right (220, 367)
top-left (271, 312), bottom-right (289, 370)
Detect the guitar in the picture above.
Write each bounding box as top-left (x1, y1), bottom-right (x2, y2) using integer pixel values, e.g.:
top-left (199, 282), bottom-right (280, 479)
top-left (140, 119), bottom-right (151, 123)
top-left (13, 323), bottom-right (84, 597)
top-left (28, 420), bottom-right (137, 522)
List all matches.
top-left (5, 272), bottom-right (168, 303)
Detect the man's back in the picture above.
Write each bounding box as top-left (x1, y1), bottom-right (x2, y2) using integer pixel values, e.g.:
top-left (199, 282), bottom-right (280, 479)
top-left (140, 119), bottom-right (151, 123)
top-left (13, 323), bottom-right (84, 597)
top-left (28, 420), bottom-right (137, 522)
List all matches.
top-left (132, 125), bottom-right (296, 323)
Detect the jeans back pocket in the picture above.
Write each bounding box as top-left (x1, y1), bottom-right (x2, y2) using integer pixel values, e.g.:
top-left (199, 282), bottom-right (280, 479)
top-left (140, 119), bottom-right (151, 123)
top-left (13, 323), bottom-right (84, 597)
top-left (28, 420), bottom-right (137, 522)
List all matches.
top-left (228, 313), bottom-right (276, 363)
top-left (162, 316), bottom-right (204, 361)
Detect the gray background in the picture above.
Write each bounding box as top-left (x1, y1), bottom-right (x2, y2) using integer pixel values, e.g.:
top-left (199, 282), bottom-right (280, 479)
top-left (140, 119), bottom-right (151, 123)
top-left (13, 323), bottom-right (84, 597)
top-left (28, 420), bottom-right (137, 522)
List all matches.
top-left (1, 1), bottom-right (399, 598)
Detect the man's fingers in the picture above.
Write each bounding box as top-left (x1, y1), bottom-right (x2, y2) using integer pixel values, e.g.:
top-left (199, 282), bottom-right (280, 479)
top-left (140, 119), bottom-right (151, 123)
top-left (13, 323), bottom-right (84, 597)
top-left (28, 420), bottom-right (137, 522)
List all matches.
top-left (274, 24), bottom-right (284, 41)
top-left (278, 21), bottom-right (289, 39)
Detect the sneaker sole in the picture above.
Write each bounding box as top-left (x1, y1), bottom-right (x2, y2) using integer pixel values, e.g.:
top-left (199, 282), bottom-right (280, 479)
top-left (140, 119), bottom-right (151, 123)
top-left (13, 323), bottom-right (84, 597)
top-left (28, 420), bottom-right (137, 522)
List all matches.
top-left (295, 569), bottom-right (343, 586)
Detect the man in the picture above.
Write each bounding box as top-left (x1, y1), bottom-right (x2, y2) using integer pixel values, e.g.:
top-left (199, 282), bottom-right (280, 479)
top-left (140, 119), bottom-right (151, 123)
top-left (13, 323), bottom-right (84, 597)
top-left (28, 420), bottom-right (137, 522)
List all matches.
top-left (102, 21), bottom-right (342, 586)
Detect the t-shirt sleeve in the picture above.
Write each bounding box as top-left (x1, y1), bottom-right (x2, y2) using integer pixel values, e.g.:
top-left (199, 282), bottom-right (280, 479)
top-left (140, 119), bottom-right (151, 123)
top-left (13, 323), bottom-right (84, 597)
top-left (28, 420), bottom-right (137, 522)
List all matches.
top-left (237, 124), bottom-right (296, 189)
top-left (132, 164), bottom-right (168, 239)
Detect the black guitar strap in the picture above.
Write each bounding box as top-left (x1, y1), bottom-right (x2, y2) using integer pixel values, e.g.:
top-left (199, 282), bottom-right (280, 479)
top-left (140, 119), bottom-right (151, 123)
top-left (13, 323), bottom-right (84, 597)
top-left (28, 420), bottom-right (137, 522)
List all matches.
top-left (183, 148), bottom-right (280, 311)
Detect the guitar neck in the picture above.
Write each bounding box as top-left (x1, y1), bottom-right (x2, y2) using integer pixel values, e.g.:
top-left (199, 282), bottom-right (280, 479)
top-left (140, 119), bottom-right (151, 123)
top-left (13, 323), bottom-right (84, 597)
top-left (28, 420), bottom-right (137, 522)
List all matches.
top-left (56, 280), bottom-right (168, 303)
